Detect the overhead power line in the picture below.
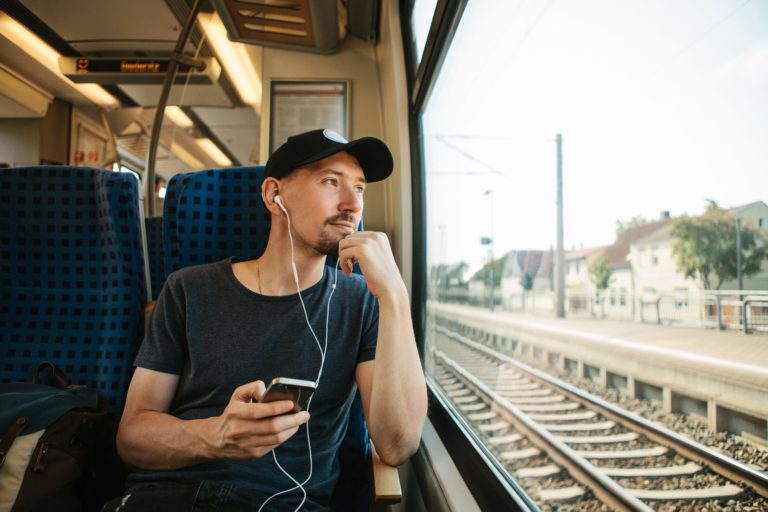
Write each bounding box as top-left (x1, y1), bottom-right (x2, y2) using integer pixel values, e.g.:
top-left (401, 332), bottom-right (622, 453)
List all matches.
top-left (667, 0), bottom-right (754, 63)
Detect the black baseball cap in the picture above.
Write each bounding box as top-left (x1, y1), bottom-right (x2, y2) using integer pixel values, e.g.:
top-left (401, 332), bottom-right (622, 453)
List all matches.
top-left (265, 129), bottom-right (393, 183)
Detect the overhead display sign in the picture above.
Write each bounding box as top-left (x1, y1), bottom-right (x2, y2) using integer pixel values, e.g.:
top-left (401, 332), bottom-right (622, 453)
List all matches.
top-left (59, 57), bottom-right (221, 85)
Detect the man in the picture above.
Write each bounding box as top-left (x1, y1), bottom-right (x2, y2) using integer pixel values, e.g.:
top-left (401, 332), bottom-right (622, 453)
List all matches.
top-left (106, 129), bottom-right (427, 510)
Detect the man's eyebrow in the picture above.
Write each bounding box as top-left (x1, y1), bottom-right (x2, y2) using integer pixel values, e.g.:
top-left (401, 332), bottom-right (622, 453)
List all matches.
top-left (321, 168), bottom-right (367, 184)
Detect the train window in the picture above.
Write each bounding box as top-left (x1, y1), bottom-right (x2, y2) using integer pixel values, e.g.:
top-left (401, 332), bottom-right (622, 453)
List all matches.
top-left (112, 163), bottom-right (140, 183)
top-left (418, 0), bottom-right (768, 508)
top-left (410, 0), bottom-right (438, 69)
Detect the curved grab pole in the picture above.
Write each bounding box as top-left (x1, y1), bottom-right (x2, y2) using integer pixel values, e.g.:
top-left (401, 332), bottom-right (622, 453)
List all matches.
top-left (143, 0), bottom-right (204, 216)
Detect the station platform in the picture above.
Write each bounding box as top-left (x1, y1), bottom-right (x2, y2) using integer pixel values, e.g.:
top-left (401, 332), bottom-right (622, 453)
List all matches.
top-left (430, 302), bottom-right (768, 442)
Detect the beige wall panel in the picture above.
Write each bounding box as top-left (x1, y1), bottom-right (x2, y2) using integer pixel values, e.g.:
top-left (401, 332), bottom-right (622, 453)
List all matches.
top-left (0, 119), bottom-right (40, 166)
top-left (375, 0), bottom-right (413, 294)
top-left (39, 98), bottom-right (71, 165)
top-left (259, 0), bottom-right (413, 291)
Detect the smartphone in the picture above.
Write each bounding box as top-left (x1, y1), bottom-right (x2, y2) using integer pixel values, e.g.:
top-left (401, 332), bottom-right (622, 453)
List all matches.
top-left (259, 377), bottom-right (316, 414)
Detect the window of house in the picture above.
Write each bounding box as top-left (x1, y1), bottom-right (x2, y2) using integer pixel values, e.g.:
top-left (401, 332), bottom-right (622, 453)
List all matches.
top-left (674, 287), bottom-right (689, 309)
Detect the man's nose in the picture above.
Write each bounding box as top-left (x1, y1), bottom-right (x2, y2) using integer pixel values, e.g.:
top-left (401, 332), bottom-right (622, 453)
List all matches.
top-left (340, 186), bottom-right (363, 213)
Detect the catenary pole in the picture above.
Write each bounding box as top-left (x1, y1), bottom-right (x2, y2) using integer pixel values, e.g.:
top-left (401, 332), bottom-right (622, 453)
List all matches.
top-left (556, 134), bottom-right (565, 318)
top-left (736, 217), bottom-right (743, 291)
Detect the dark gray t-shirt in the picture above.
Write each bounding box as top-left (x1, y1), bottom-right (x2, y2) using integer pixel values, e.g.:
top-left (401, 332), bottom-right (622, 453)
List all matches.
top-left (128, 257), bottom-right (378, 509)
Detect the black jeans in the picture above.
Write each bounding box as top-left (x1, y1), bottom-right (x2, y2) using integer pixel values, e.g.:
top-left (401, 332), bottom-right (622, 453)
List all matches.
top-left (99, 481), bottom-right (318, 511)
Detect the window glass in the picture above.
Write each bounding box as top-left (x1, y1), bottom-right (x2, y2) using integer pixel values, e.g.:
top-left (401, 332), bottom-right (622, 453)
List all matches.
top-left (113, 162), bottom-right (141, 182)
top-left (422, 1), bottom-right (768, 507)
top-left (410, 0), bottom-right (438, 69)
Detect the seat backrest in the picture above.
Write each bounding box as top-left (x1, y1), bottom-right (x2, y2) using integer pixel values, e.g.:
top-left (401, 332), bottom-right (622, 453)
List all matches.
top-left (163, 166), bottom-right (270, 272)
top-left (162, 166), bottom-right (370, 506)
top-left (0, 166), bottom-right (146, 411)
top-left (144, 216), bottom-right (166, 300)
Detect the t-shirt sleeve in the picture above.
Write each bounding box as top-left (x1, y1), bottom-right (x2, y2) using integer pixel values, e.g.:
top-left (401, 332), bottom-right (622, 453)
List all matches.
top-left (134, 271), bottom-right (188, 375)
top-left (357, 294), bottom-right (378, 363)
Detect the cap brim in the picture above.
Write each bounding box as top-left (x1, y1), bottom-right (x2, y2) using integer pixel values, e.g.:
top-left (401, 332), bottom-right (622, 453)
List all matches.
top-left (295, 137), bottom-right (393, 183)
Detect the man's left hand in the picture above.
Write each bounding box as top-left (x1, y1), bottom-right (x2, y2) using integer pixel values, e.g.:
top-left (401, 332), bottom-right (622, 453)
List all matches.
top-left (338, 231), bottom-right (406, 301)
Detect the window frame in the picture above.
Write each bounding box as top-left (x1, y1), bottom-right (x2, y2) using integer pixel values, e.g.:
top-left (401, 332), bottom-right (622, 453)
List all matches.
top-left (400, 1), bottom-right (539, 508)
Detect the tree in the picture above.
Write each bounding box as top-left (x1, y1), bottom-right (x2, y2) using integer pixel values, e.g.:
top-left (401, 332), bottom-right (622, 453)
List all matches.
top-left (520, 272), bottom-right (534, 292)
top-left (616, 214), bottom-right (650, 237)
top-left (471, 259), bottom-right (503, 287)
top-left (671, 204), bottom-right (768, 289)
top-left (519, 272), bottom-right (534, 311)
top-left (589, 253), bottom-right (613, 317)
top-left (430, 262), bottom-right (469, 290)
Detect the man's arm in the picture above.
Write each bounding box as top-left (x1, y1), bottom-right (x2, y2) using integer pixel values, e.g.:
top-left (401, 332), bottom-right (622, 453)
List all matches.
top-left (339, 232), bottom-right (428, 466)
top-left (116, 367), bottom-right (310, 470)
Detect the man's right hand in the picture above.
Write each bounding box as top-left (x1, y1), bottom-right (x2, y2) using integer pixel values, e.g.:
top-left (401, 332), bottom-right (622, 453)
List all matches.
top-left (204, 380), bottom-right (310, 460)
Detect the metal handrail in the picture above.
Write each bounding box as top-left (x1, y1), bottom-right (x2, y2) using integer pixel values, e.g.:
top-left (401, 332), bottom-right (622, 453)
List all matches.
top-left (143, 0), bottom-right (204, 216)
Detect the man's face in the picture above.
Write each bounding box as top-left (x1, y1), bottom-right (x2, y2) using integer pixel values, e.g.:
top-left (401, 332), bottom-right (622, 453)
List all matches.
top-left (280, 151), bottom-right (366, 257)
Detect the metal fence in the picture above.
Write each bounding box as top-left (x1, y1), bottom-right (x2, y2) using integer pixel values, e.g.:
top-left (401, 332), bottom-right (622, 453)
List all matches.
top-left (430, 286), bottom-right (768, 334)
top-left (640, 291), bottom-right (768, 333)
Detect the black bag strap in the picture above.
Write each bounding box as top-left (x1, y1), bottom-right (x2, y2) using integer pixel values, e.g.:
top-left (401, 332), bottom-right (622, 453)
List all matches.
top-left (32, 362), bottom-right (70, 389)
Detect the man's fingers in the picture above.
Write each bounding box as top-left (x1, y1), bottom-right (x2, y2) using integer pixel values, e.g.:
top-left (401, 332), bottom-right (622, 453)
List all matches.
top-left (337, 231), bottom-right (376, 251)
top-left (340, 256), bottom-right (356, 275)
top-left (254, 399), bottom-right (298, 418)
top-left (232, 380), bottom-right (266, 402)
top-left (225, 408), bottom-right (310, 439)
top-left (251, 411), bottom-right (309, 436)
top-left (240, 399), bottom-right (309, 421)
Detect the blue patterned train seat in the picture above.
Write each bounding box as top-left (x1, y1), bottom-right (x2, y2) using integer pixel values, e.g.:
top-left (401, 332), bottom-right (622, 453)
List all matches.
top-left (144, 216), bottom-right (166, 300)
top-left (0, 166), bottom-right (146, 411)
top-left (163, 166), bottom-right (270, 273)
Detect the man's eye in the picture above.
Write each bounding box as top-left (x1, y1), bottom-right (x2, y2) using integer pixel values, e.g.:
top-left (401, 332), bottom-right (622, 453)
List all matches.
top-left (355, 186), bottom-right (365, 193)
top-left (324, 178), bottom-right (338, 186)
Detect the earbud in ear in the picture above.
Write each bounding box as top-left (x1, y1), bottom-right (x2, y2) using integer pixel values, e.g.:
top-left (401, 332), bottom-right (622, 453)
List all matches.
top-left (274, 194), bottom-right (288, 215)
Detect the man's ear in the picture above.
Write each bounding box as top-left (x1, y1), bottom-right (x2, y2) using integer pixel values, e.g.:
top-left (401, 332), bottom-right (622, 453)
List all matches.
top-left (261, 177), bottom-right (283, 215)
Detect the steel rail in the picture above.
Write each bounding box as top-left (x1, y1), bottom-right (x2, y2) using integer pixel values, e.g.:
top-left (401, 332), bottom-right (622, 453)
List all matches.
top-left (434, 349), bottom-right (653, 512)
top-left (437, 325), bottom-right (768, 500)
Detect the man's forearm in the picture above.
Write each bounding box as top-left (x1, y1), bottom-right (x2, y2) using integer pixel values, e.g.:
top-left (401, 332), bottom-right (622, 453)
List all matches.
top-left (367, 288), bottom-right (427, 465)
top-left (117, 411), bottom-right (216, 470)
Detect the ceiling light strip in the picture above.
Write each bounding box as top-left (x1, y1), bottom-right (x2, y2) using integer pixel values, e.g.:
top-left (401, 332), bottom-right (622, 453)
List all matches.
top-left (0, 12), bottom-right (119, 109)
top-left (165, 106), bottom-right (194, 128)
top-left (198, 11), bottom-right (262, 110)
top-left (196, 137), bottom-right (232, 167)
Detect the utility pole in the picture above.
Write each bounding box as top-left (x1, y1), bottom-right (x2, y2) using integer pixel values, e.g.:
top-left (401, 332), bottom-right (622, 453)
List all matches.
top-left (555, 134), bottom-right (565, 318)
top-left (736, 217), bottom-right (743, 291)
top-left (485, 189), bottom-right (495, 311)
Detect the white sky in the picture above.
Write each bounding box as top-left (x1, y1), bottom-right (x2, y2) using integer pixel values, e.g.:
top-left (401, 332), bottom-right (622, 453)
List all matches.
top-left (421, 0), bottom-right (768, 272)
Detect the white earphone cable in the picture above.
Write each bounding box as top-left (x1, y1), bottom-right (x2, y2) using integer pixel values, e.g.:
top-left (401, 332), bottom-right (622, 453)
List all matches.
top-left (258, 199), bottom-right (341, 511)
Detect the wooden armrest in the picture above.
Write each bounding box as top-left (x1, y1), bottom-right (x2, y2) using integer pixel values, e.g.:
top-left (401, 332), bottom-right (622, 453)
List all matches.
top-left (144, 300), bottom-right (156, 332)
top-left (370, 440), bottom-right (402, 505)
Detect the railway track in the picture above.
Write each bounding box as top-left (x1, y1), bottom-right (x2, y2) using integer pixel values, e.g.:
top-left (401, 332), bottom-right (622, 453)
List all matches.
top-left (430, 323), bottom-right (768, 511)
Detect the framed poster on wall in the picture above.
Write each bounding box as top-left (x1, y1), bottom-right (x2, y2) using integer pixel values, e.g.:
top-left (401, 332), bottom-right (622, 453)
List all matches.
top-left (269, 80), bottom-right (349, 155)
top-left (69, 110), bottom-right (110, 168)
